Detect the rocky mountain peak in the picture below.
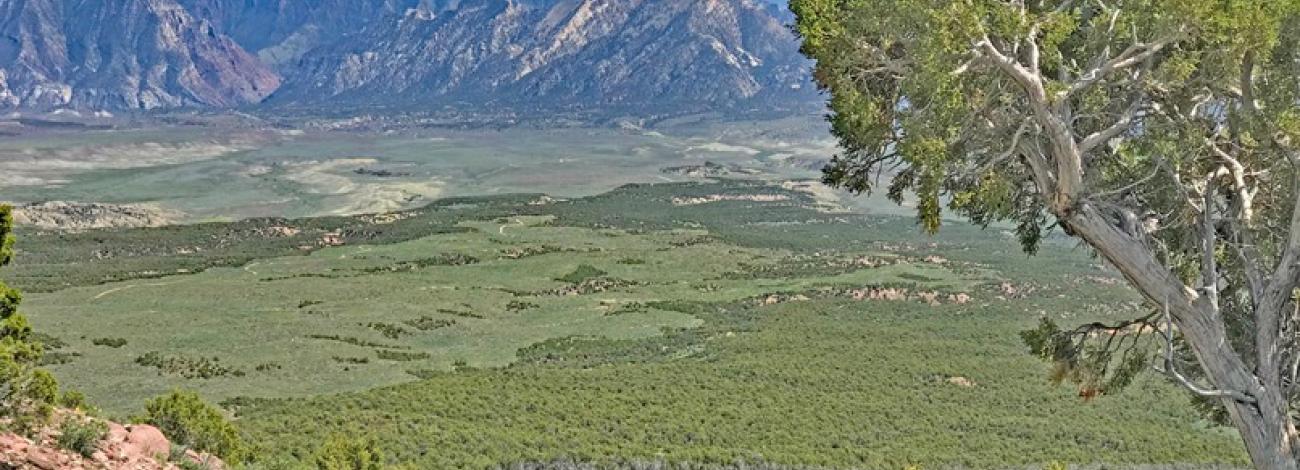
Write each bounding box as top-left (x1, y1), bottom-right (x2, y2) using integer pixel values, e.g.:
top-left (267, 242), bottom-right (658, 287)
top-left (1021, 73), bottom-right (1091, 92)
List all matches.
top-left (1, 0), bottom-right (812, 116)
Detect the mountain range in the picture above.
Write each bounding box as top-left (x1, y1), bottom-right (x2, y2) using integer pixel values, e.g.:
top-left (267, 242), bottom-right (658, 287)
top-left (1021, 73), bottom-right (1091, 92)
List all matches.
top-left (0, 0), bottom-right (814, 117)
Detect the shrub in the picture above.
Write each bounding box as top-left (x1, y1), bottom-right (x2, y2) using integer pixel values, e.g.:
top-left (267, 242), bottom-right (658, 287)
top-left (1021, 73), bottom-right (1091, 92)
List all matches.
top-left (135, 352), bottom-right (243, 379)
top-left (364, 322), bottom-right (409, 339)
top-left (0, 205), bottom-right (66, 429)
top-left (92, 337), bottom-right (128, 348)
top-left (38, 350), bottom-right (80, 366)
top-left (55, 416), bottom-right (106, 457)
top-left (58, 390), bottom-right (88, 410)
top-left (375, 350), bottom-right (430, 362)
top-left (403, 316), bottom-right (455, 331)
top-left (26, 369), bottom-right (59, 406)
top-left (555, 264), bottom-right (607, 284)
top-left (506, 301), bottom-right (540, 312)
top-left (437, 308), bottom-right (485, 319)
top-left (254, 363), bottom-right (282, 372)
top-left (313, 434), bottom-right (385, 470)
top-left (140, 391), bottom-right (243, 461)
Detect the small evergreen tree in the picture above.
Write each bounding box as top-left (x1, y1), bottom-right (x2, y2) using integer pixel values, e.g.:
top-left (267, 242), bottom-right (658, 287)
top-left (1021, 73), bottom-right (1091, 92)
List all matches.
top-left (141, 390), bottom-right (244, 461)
top-left (0, 205), bottom-right (58, 425)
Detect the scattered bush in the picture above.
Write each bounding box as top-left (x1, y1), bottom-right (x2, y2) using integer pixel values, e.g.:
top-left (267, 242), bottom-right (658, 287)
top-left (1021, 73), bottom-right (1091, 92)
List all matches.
top-left (140, 390), bottom-right (243, 461)
top-left (305, 335), bottom-right (408, 350)
top-left (356, 254), bottom-right (480, 274)
top-left (254, 363), bottom-right (282, 372)
top-left (38, 351), bottom-right (81, 366)
top-left (500, 245), bottom-right (574, 260)
top-left (607, 302), bottom-right (647, 316)
top-left (135, 352), bottom-right (244, 379)
top-left (403, 316), bottom-right (455, 331)
top-left (55, 416), bottom-right (107, 457)
top-left (438, 308), bottom-right (485, 320)
top-left (92, 337), bottom-right (128, 348)
top-left (506, 301), bottom-right (540, 312)
top-left (333, 356), bottom-right (370, 365)
top-left (375, 350), bottom-right (431, 362)
top-left (30, 333), bottom-right (67, 350)
top-left (364, 322), bottom-right (409, 339)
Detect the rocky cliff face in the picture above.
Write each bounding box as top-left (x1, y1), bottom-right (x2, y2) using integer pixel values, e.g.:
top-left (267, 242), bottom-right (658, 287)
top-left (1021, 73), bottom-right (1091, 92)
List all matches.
top-left (0, 0), bottom-right (280, 110)
top-left (176, 0), bottom-right (420, 69)
top-left (267, 0), bottom-right (813, 113)
top-left (1, 0), bottom-right (811, 115)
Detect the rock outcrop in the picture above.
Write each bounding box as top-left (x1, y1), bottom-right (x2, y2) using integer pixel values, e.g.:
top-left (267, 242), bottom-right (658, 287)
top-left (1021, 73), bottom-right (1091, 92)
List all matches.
top-left (0, 413), bottom-right (224, 470)
top-left (9, 202), bottom-right (180, 230)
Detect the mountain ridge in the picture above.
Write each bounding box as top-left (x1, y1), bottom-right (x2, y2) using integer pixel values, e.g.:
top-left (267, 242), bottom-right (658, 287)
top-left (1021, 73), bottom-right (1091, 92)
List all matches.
top-left (0, 0), bottom-right (280, 110)
top-left (0, 0), bottom-right (813, 117)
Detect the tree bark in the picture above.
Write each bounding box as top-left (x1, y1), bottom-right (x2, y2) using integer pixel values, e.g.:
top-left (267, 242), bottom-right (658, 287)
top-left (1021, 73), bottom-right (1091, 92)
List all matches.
top-left (1063, 203), bottom-right (1299, 469)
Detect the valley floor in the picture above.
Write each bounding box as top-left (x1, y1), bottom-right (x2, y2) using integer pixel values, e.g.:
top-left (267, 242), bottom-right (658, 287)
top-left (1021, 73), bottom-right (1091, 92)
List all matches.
top-left (6, 180), bottom-right (1246, 468)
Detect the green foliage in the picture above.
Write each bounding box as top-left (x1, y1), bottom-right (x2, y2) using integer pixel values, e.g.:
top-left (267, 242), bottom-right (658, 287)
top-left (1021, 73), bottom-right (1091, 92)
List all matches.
top-left (402, 316), bottom-right (455, 331)
top-left (92, 337), bottom-right (128, 348)
top-left (364, 322), bottom-right (410, 339)
top-left (792, 0), bottom-right (1300, 250)
top-left (1020, 317), bottom-right (1155, 398)
top-left (305, 335), bottom-right (408, 350)
top-left (238, 293), bottom-right (1244, 468)
top-left (140, 390), bottom-right (243, 461)
top-left (555, 264), bottom-right (608, 284)
top-left (11, 181), bottom-right (1101, 414)
top-left (0, 181), bottom-right (1261, 467)
top-left (58, 390), bottom-right (88, 410)
top-left (4, 194), bottom-right (539, 293)
top-left (313, 434), bottom-right (385, 470)
top-left (375, 350), bottom-right (430, 362)
top-left (0, 204), bottom-right (62, 426)
top-left (135, 352), bottom-right (244, 379)
top-left (506, 301), bottom-right (541, 312)
top-left (332, 356), bottom-right (370, 365)
top-left (792, 0), bottom-right (1300, 444)
top-left (55, 416), bottom-right (107, 457)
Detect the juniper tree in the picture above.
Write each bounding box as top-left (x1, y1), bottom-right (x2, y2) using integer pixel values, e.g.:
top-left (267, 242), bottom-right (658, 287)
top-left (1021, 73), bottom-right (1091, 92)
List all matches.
top-left (0, 205), bottom-right (57, 421)
top-left (792, 1), bottom-right (1300, 467)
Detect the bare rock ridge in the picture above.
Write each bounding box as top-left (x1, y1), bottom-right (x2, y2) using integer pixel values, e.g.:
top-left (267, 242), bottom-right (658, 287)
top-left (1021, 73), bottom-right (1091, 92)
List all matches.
top-left (0, 0), bottom-right (812, 115)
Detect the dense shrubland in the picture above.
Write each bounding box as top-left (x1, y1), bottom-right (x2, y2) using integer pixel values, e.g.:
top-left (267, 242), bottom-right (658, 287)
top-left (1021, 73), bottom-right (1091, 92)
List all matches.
top-left (3, 182), bottom-right (1253, 467)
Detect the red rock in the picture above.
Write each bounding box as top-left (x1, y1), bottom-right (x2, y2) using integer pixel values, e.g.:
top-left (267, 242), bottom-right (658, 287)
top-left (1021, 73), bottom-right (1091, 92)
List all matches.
top-left (26, 447), bottom-right (59, 470)
top-left (124, 425), bottom-right (171, 459)
top-left (106, 422), bottom-right (129, 443)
